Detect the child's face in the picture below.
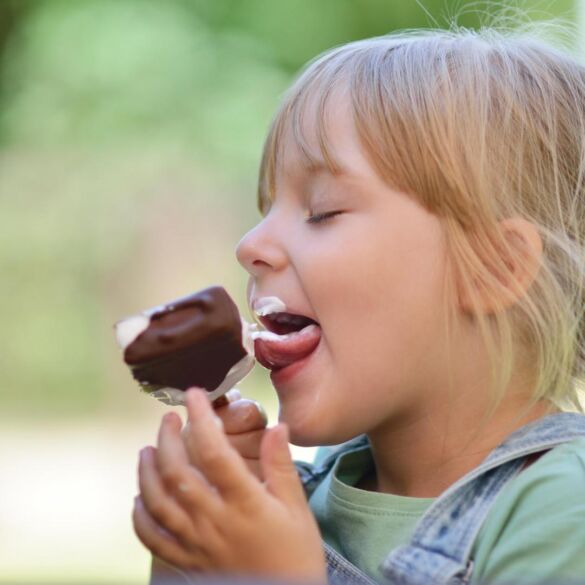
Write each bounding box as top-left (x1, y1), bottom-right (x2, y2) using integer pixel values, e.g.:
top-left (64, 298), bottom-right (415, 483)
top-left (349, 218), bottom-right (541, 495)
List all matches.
top-left (236, 93), bottom-right (452, 446)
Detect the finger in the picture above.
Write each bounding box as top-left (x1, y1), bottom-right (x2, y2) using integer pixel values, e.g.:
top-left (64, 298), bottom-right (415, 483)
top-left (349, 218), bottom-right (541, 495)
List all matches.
top-left (214, 399), bottom-right (268, 435)
top-left (184, 388), bottom-right (260, 501)
top-left (138, 446), bottom-right (203, 548)
top-left (201, 387), bottom-right (240, 410)
top-left (226, 428), bottom-right (265, 459)
top-left (132, 495), bottom-right (206, 570)
top-left (260, 424), bottom-right (307, 507)
top-left (141, 444), bottom-right (225, 555)
top-left (242, 457), bottom-right (264, 481)
top-left (156, 413), bottom-right (223, 518)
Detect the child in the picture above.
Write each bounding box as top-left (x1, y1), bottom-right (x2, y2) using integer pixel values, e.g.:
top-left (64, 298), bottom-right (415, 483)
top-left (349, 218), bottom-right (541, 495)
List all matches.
top-left (133, 25), bottom-right (585, 585)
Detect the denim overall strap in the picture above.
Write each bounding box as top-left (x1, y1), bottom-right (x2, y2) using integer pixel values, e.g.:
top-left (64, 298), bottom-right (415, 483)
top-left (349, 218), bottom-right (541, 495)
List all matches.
top-left (325, 541), bottom-right (380, 585)
top-left (296, 435), bottom-right (377, 584)
top-left (380, 412), bottom-right (585, 585)
top-left (296, 434), bottom-right (370, 500)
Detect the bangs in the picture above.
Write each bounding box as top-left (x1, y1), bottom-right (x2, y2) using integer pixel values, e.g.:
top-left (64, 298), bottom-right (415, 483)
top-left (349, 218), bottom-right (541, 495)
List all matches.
top-left (257, 45), bottom-right (364, 214)
top-left (256, 34), bottom-right (423, 216)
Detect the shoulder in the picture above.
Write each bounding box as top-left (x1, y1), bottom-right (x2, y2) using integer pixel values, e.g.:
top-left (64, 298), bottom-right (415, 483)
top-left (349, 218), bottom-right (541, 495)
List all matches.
top-left (472, 437), bottom-right (585, 583)
top-left (505, 436), bottom-right (585, 504)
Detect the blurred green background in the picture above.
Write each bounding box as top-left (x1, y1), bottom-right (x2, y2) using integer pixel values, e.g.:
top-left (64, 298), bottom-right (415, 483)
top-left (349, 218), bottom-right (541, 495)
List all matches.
top-left (0, 0), bottom-right (581, 583)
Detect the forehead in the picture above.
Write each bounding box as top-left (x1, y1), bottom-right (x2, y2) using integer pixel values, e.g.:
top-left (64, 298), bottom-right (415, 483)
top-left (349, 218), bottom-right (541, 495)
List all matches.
top-left (262, 87), bottom-right (371, 202)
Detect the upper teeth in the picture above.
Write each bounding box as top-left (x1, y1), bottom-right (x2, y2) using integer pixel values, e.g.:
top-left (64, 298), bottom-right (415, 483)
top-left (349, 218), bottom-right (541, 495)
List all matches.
top-left (268, 313), bottom-right (308, 326)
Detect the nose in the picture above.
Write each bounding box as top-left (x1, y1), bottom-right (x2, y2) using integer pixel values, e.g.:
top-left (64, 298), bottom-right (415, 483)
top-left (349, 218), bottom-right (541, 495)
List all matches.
top-left (235, 218), bottom-right (288, 277)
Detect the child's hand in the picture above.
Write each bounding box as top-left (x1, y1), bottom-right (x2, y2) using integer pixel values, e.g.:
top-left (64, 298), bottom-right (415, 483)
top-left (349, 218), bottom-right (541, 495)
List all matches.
top-left (207, 389), bottom-right (269, 481)
top-left (133, 389), bottom-right (327, 584)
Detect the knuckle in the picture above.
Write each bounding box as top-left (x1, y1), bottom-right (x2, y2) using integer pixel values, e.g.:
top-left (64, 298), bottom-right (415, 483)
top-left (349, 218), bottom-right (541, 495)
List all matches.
top-left (250, 428), bottom-right (266, 442)
top-left (198, 445), bottom-right (229, 468)
top-left (245, 428), bottom-right (266, 450)
top-left (148, 501), bottom-right (169, 524)
top-left (163, 514), bottom-right (188, 539)
top-left (232, 400), bottom-right (265, 430)
top-left (227, 429), bottom-right (264, 458)
top-left (159, 465), bottom-right (183, 488)
top-left (244, 458), bottom-right (264, 480)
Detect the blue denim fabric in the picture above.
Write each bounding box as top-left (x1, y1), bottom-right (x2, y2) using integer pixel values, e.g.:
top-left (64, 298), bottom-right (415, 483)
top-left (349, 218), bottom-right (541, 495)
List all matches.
top-left (297, 413), bottom-right (585, 585)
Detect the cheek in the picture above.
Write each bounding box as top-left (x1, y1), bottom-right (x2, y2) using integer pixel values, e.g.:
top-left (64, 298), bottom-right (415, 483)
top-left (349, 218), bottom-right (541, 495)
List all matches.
top-left (300, 221), bottom-right (400, 333)
top-left (302, 217), bottom-right (448, 381)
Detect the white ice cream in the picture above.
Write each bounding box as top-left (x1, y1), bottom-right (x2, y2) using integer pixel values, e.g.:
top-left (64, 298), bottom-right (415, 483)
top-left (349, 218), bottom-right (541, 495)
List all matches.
top-left (114, 315), bottom-right (150, 350)
top-left (253, 296), bottom-right (287, 316)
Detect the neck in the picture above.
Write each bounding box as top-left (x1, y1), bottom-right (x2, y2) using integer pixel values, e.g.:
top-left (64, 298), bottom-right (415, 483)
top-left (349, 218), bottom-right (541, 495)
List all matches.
top-left (365, 394), bottom-right (557, 497)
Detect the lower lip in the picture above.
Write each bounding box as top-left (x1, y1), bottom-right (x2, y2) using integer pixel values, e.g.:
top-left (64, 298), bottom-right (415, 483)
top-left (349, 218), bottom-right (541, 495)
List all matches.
top-left (269, 338), bottom-right (321, 387)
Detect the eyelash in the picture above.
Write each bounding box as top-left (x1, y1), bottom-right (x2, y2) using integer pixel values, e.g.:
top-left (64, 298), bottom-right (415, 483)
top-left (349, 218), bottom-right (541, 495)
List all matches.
top-left (306, 211), bottom-right (342, 225)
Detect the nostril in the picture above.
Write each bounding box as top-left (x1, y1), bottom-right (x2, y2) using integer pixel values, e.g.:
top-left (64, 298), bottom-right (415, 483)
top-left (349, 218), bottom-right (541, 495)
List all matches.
top-left (236, 230), bottom-right (266, 266)
top-left (235, 241), bottom-right (258, 272)
top-left (252, 259), bottom-right (272, 268)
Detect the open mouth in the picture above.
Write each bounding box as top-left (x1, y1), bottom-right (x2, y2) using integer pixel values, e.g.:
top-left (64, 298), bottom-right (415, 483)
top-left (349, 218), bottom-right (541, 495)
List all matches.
top-left (258, 312), bottom-right (319, 335)
top-left (253, 312), bottom-right (322, 371)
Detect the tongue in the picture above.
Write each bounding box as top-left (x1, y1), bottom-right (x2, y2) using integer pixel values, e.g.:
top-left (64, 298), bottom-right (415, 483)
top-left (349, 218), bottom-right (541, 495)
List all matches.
top-left (253, 324), bottom-right (321, 370)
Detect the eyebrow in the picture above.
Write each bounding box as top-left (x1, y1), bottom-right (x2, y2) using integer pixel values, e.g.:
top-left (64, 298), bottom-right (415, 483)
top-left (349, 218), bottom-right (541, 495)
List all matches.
top-left (259, 158), bottom-right (357, 213)
top-left (297, 159), bottom-right (356, 185)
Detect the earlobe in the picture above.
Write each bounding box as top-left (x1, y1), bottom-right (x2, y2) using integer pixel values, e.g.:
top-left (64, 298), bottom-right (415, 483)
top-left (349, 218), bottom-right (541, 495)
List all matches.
top-left (457, 217), bottom-right (543, 315)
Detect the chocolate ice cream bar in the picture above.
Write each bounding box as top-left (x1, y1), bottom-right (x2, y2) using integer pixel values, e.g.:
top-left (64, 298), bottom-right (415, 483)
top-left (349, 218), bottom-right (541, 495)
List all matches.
top-left (114, 286), bottom-right (256, 406)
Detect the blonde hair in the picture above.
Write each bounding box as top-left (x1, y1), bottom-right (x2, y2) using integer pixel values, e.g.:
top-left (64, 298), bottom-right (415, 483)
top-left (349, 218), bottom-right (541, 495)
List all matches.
top-left (257, 24), bottom-right (585, 415)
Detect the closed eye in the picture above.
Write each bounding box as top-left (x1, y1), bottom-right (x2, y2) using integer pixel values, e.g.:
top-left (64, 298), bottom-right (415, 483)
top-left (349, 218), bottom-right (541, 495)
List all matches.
top-left (306, 210), bottom-right (343, 225)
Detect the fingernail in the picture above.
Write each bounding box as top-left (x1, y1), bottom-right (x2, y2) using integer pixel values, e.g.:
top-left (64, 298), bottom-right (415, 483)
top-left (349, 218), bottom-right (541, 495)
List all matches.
top-left (226, 388), bottom-right (242, 402)
top-left (213, 415), bottom-right (223, 430)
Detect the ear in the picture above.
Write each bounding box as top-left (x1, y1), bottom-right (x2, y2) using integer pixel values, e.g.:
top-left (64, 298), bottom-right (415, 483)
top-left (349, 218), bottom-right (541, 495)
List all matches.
top-left (458, 217), bottom-right (543, 315)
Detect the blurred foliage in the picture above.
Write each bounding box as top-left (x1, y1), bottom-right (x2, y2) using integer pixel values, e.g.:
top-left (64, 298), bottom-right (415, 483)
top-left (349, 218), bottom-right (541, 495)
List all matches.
top-left (0, 0), bottom-right (577, 159)
top-left (0, 0), bottom-right (578, 418)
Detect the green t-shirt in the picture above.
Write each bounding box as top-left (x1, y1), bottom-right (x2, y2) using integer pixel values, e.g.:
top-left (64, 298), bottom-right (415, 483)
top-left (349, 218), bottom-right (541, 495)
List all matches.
top-left (309, 438), bottom-right (585, 584)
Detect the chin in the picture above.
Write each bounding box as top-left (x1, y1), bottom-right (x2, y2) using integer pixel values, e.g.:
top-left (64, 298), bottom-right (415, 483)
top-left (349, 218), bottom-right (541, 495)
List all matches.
top-left (279, 412), bottom-right (326, 447)
top-left (282, 411), bottom-right (365, 448)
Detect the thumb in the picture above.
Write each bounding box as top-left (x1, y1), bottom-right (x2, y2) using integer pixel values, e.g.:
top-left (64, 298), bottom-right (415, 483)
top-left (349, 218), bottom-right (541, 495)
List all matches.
top-left (260, 423), bottom-right (307, 506)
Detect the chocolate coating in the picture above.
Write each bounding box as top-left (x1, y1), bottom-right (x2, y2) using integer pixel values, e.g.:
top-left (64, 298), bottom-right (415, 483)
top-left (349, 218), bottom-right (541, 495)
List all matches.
top-left (124, 286), bottom-right (248, 393)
